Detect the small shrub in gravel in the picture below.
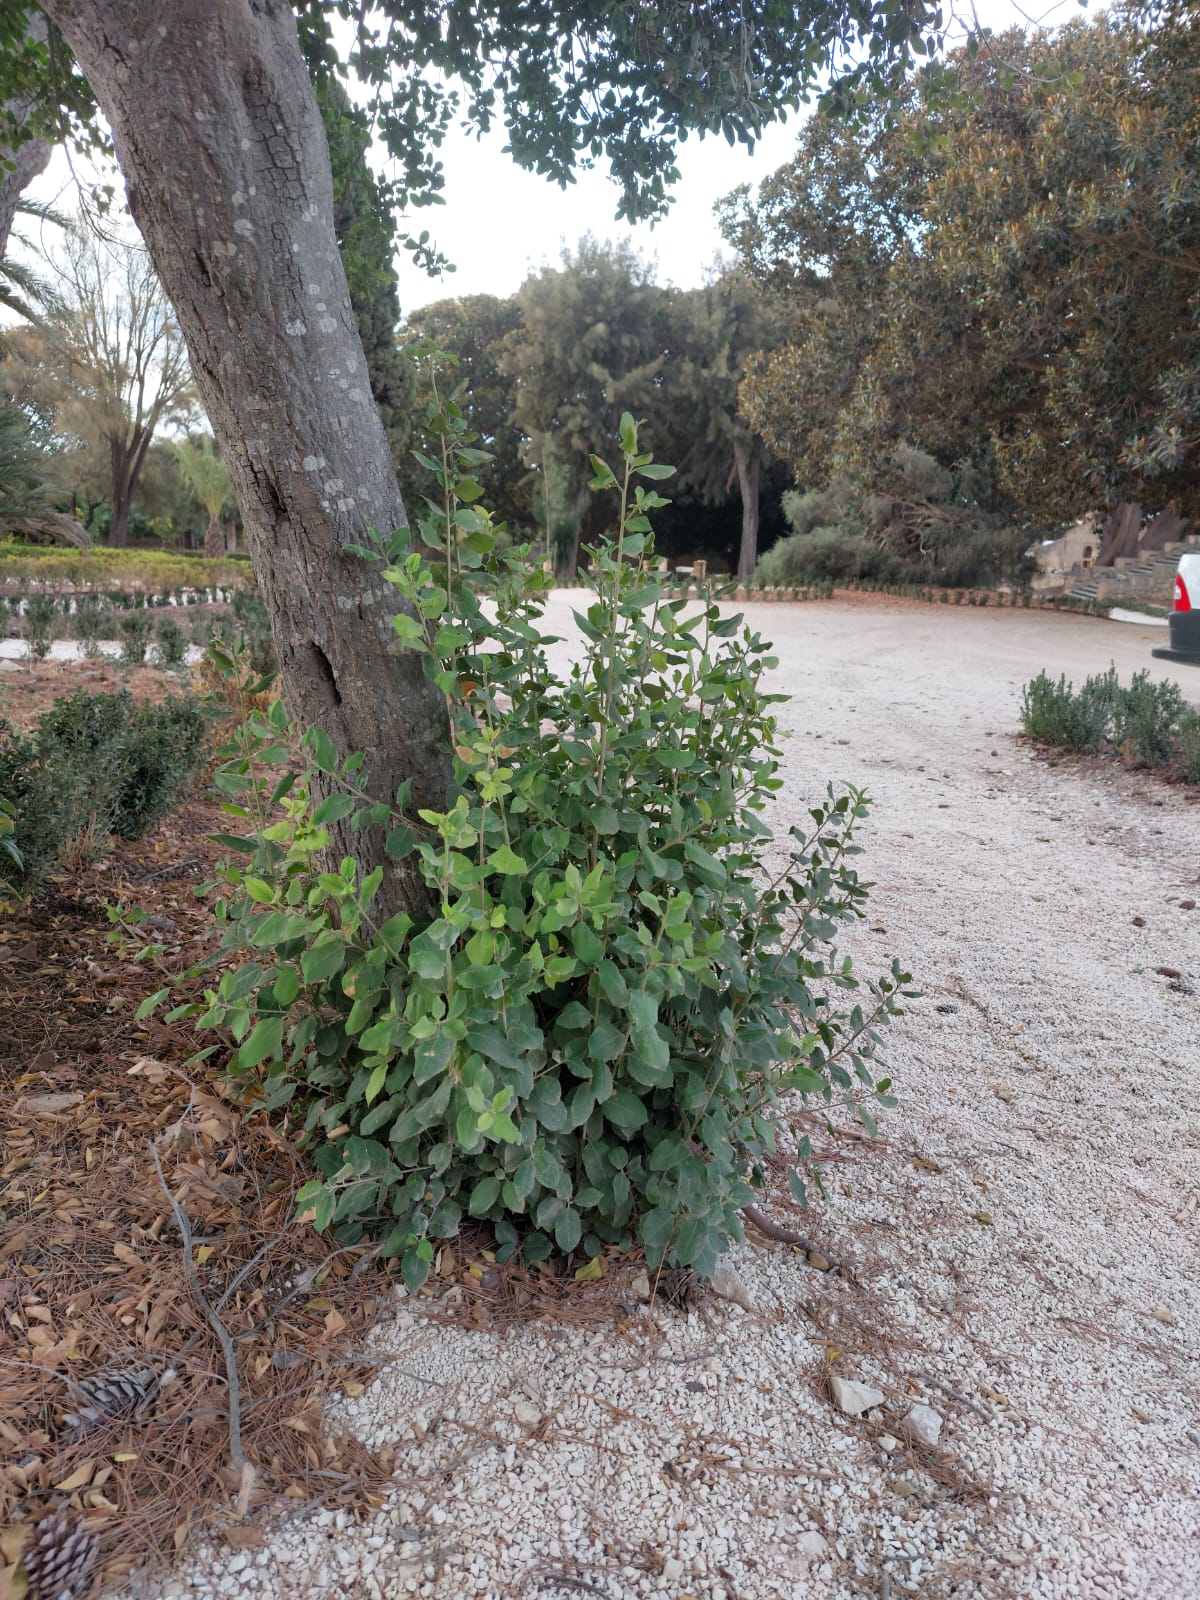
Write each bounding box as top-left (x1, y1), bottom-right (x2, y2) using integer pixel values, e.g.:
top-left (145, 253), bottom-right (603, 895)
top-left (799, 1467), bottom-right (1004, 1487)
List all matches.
top-left (119, 613), bottom-right (152, 665)
top-left (1020, 671), bottom-right (1109, 750)
top-left (154, 616), bottom-right (188, 668)
top-left (72, 594), bottom-right (115, 657)
top-left (191, 410), bottom-right (910, 1293)
top-left (1110, 670), bottom-right (1186, 768)
top-left (25, 594), bottom-right (57, 659)
top-left (1176, 710), bottom-right (1200, 784)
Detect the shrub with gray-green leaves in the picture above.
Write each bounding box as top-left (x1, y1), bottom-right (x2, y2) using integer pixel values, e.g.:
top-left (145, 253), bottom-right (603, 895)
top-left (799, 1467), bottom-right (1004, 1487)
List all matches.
top-left (1111, 669), bottom-right (1186, 767)
top-left (1020, 669), bottom-right (1111, 750)
top-left (190, 407), bottom-right (909, 1292)
top-left (1021, 664), bottom-right (1197, 779)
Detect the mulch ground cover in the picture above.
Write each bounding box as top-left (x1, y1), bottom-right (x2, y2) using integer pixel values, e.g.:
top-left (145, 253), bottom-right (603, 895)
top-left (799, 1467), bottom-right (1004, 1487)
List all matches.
top-left (0, 779), bottom-right (402, 1599)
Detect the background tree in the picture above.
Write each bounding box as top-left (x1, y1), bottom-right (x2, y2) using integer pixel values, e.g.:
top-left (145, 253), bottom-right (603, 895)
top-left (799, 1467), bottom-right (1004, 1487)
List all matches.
top-left (317, 75), bottom-right (412, 463)
top-left (0, 401), bottom-right (90, 545)
top-left (664, 274), bottom-right (781, 578)
top-left (174, 433), bottom-right (232, 558)
top-left (504, 237), bottom-right (670, 575)
top-left (5, 227), bottom-right (194, 546)
top-left (399, 293), bottom-right (530, 538)
top-left (727, 6), bottom-right (1200, 563)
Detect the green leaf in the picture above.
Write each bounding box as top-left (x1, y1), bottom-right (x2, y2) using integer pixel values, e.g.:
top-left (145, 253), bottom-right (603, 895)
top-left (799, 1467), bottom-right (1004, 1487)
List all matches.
top-left (309, 728), bottom-right (338, 773)
top-left (571, 921), bottom-right (604, 964)
top-left (392, 612), bottom-right (426, 644)
top-left (605, 1092), bottom-right (648, 1132)
top-left (554, 1207), bottom-right (583, 1252)
top-left (243, 876), bottom-right (276, 904)
top-left (385, 826), bottom-right (417, 861)
top-left (467, 1175), bottom-right (502, 1217)
top-left (135, 987), bottom-right (170, 1020)
top-left (486, 844), bottom-right (527, 874)
top-left (313, 793), bottom-right (357, 826)
top-left (301, 932), bottom-right (347, 984)
top-left (239, 1014), bottom-right (283, 1070)
top-left (588, 1022), bottom-right (625, 1061)
top-left (596, 961), bottom-right (629, 1006)
top-left (274, 966), bottom-right (300, 1006)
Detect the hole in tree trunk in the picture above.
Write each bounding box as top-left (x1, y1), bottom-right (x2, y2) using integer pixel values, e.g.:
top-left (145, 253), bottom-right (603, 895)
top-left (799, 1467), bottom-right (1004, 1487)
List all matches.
top-left (309, 642), bottom-right (342, 708)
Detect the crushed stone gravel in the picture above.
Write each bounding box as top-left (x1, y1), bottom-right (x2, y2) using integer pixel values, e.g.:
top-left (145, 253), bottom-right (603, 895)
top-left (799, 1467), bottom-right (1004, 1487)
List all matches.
top-left (138, 598), bottom-right (1200, 1600)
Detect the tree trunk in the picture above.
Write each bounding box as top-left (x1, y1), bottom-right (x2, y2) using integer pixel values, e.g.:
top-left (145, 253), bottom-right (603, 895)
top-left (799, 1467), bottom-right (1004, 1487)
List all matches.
top-left (108, 438), bottom-right (132, 547)
top-left (204, 516), bottom-right (226, 559)
top-left (44, 0), bottom-right (452, 913)
top-left (1095, 500), bottom-right (1142, 566)
top-left (733, 442), bottom-right (761, 581)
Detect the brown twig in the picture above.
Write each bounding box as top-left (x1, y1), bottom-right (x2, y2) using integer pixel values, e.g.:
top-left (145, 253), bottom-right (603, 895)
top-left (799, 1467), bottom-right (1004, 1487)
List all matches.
top-left (150, 1139), bottom-right (245, 1473)
top-left (741, 1203), bottom-right (849, 1274)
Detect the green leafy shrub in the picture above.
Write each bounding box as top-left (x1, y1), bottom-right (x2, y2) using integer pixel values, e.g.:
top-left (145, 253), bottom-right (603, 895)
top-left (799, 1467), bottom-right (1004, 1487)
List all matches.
top-left (25, 593), bottom-right (56, 659)
top-left (155, 616), bottom-right (188, 667)
top-left (0, 690), bottom-right (209, 892)
top-left (1019, 671), bottom-right (1110, 750)
top-left (193, 408), bottom-right (908, 1291)
top-left (119, 612), bottom-right (152, 665)
top-left (0, 793), bottom-right (22, 881)
top-left (1110, 669), bottom-right (1186, 767)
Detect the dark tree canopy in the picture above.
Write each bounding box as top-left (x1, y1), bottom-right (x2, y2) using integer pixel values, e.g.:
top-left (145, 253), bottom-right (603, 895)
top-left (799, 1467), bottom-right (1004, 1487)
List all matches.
top-left (725, 5), bottom-right (1200, 528)
top-left (6, 0), bottom-right (944, 230)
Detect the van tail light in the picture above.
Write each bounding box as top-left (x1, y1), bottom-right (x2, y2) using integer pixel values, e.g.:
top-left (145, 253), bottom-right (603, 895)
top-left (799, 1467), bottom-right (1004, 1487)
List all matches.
top-left (1176, 573), bottom-right (1192, 612)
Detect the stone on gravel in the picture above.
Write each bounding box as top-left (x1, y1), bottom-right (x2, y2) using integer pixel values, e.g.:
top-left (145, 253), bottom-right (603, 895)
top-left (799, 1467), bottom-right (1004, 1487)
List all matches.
top-left (899, 1404), bottom-right (944, 1447)
top-left (709, 1263), bottom-right (755, 1311)
top-left (829, 1376), bottom-right (885, 1417)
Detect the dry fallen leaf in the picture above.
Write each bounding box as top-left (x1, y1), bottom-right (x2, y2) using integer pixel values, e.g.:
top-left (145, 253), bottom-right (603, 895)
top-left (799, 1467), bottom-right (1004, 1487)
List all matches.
top-left (223, 1526), bottom-right (264, 1551)
top-left (22, 1092), bottom-right (85, 1115)
top-left (56, 1457), bottom-right (97, 1492)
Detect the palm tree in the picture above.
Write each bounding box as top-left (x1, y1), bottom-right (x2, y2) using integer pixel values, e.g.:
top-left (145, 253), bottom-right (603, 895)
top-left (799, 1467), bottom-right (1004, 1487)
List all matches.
top-left (0, 199), bottom-right (68, 357)
top-left (0, 402), bottom-right (89, 546)
top-left (174, 434), bottom-right (231, 557)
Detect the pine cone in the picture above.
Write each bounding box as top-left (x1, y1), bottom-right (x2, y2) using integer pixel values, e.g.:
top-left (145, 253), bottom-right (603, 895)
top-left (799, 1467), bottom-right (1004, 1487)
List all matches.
top-left (63, 1365), bottom-right (159, 1436)
top-left (22, 1510), bottom-right (98, 1600)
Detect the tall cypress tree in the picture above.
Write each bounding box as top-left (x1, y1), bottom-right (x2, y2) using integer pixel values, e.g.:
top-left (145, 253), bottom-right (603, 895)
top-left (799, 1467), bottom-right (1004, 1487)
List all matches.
top-left (316, 76), bottom-right (411, 463)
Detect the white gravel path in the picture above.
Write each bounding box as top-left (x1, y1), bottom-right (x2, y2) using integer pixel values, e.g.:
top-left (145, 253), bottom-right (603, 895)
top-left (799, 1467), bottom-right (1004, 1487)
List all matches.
top-left (153, 598), bottom-right (1200, 1600)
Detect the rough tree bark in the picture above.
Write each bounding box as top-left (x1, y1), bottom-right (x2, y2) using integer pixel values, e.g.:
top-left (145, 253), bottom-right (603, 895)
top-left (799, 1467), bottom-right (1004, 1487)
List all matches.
top-left (204, 516), bottom-right (227, 560)
top-left (733, 442), bottom-right (761, 581)
top-left (42, 0), bottom-right (452, 913)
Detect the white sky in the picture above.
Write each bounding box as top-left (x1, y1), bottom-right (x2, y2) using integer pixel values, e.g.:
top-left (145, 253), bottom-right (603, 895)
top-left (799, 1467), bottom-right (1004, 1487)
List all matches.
top-left (21, 0), bottom-right (1094, 317)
